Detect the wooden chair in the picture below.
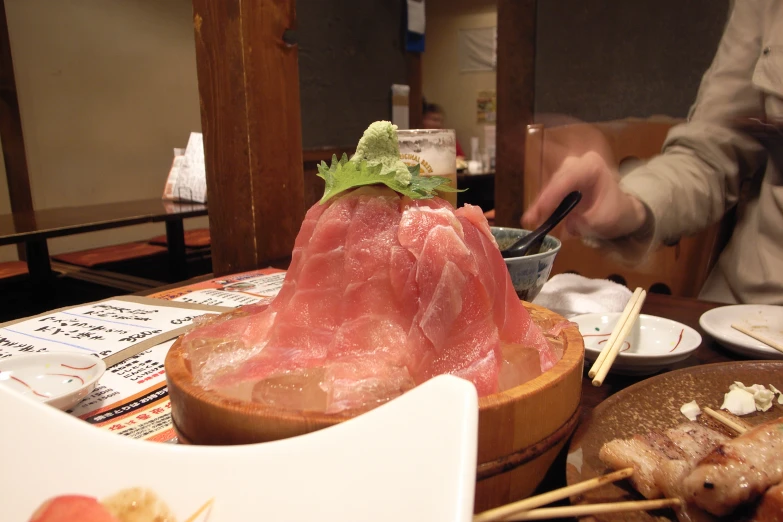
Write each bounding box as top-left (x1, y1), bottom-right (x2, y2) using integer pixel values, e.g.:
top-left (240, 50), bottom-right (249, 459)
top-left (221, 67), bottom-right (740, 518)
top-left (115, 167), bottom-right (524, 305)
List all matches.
top-left (524, 117), bottom-right (731, 298)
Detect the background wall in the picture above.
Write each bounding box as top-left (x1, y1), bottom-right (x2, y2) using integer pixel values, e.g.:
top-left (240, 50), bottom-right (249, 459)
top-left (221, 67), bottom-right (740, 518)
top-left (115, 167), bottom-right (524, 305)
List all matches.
top-left (422, 0), bottom-right (732, 155)
top-left (0, 0), bottom-right (204, 263)
top-left (534, 0), bottom-right (731, 120)
top-left (0, 0), bottom-right (407, 264)
top-left (298, 0), bottom-right (407, 149)
top-left (422, 0), bottom-right (497, 158)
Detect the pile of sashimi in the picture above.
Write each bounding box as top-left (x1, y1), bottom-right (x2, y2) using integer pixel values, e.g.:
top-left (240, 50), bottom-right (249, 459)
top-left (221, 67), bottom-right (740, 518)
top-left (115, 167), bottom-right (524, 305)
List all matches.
top-left (181, 121), bottom-right (563, 414)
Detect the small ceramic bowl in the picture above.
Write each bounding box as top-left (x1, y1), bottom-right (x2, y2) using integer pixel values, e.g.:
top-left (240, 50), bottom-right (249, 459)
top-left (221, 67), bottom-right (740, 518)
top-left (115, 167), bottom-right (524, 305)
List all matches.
top-left (0, 353), bottom-right (106, 411)
top-left (571, 313), bottom-right (702, 375)
top-left (490, 227), bottom-right (561, 302)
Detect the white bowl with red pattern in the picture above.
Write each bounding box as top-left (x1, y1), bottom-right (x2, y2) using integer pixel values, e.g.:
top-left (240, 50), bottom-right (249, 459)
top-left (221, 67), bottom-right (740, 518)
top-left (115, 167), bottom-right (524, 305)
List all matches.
top-left (572, 313), bottom-right (702, 375)
top-left (0, 353), bottom-right (106, 410)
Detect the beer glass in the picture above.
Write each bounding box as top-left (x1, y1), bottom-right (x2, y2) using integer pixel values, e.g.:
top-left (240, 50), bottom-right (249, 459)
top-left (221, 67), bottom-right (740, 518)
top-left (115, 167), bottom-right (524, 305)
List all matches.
top-left (396, 129), bottom-right (458, 206)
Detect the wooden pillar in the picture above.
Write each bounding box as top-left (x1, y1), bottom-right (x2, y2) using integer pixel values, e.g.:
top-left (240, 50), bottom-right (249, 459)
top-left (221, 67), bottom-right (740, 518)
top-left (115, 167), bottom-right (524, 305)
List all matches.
top-left (0, 0), bottom-right (35, 259)
top-left (407, 53), bottom-right (423, 129)
top-left (192, 0), bottom-right (305, 275)
top-left (495, 0), bottom-right (537, 227)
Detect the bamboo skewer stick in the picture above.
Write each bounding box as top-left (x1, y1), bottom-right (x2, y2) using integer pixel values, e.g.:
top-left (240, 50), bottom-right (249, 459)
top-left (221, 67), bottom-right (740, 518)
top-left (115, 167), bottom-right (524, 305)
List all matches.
top-left (588, 287), bottom-right (644, 378)
top-left (592, 289), bottom-right (647, 386)
top-left (504, 498), bottom-right (682, 521)
top-left (473, 468), bottom-right (634, 522)
top-left (731, 323), bottom-right (783, 354)
top-left (183, 498), bottom-right (214, 522)
top-left (703, 407), bottom-right (749, 434)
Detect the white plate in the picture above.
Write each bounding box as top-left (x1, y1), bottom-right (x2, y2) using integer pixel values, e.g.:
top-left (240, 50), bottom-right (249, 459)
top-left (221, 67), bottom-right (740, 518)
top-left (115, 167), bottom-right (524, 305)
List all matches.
top-left (0, 374), bottom-right (478, 522)
top-left (571, 313), bottom-right (702, 375)
top-left (699, 304), bottom-right (783, 360)
top-left (0, 353), bottom-right (106, 410)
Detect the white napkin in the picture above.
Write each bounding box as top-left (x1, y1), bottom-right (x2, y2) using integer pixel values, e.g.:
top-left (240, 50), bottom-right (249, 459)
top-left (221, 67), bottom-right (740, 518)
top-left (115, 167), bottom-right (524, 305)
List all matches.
top-left (532, 273), bottom-right (633, 318)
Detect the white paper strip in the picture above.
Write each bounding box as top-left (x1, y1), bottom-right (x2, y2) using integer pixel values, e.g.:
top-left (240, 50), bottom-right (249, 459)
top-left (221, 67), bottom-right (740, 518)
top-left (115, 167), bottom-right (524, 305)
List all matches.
top-left (407, 0), bottom-right (425, 34)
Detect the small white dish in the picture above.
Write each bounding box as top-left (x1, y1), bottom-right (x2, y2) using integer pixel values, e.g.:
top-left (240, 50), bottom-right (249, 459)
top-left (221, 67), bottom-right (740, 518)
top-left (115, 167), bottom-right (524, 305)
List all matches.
top-left (0, 373), bottom-right (478, 522)
top-left (0, 353), bottom-right (106, 410)
top-left (699, 304), bottom-right (783, 360)
top-left (572, 313), bottom-right (702, 375)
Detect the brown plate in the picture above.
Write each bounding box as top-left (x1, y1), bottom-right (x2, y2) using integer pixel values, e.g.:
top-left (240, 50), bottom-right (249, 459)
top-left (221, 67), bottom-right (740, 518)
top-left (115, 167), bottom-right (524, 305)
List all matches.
top-left (566, 361), bottom-right (783, 521)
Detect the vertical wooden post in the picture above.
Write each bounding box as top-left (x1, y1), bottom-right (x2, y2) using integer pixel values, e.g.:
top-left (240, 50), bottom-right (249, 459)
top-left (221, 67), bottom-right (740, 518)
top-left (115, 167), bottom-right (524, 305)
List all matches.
top-left (192, 0), bottom-right (305, 275)
top-left (0, 0), bottom-right (35, 259)
top-left (495, 0), bottom-right (537, 227)
top-left (407, 53), bottom-right (423, 129)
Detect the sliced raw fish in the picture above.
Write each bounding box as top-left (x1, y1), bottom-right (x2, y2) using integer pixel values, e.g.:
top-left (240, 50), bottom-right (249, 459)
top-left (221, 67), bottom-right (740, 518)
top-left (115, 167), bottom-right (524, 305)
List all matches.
top-left (182, 186), bottom-right (557, 412)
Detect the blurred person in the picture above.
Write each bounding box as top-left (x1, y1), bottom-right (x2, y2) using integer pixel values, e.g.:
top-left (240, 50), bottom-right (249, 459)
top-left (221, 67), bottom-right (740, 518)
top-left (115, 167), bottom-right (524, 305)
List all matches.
top-left (523, 1), bottom-right (783, 305)
top-left (422, 102), bottom-right (466, 158)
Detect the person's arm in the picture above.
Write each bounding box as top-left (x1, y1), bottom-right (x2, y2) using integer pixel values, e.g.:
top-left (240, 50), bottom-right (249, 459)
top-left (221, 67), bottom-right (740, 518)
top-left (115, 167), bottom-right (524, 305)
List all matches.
top-left (618, 0), bottom-right (768, 249)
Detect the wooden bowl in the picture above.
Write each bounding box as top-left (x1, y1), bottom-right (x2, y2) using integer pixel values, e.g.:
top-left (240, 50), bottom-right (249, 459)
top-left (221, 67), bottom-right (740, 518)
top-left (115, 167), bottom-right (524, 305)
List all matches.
top-left (166, 302), bottom-right (584, 512)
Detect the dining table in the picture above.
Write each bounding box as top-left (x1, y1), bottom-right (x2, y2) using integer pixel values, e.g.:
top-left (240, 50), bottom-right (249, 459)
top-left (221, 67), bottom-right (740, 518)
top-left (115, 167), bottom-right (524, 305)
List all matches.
top-left (0, 198), bottom-right (208, 281)
top-left (132, 278), bottom-right (757, 519)
top-left (531, 291), bottom-right (737, 517)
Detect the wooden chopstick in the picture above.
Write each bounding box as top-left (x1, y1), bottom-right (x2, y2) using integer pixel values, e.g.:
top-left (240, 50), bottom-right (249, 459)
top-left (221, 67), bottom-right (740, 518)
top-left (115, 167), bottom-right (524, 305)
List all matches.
top-left (731, 323), bottom-right (783, 354)
top-left (587, 287), bottom-right (644, 379)
top-left (473, 468), bottom-right (633, 522)
top-left (703, 407), bottom-right (749, 434)
top-left (591, 289), bottom-right (647, 386)
top-left (503, 498), bottom-right (682, 521)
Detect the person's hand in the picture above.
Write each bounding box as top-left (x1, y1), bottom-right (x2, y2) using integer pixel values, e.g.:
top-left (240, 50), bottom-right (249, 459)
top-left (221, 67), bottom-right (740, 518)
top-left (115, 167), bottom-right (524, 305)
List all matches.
top-left (521, 151), bottom-right (648, 239)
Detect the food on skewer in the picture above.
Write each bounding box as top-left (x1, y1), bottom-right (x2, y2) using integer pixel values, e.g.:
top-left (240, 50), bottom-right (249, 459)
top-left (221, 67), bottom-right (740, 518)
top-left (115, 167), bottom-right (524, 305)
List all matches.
top-left (599, 422), bottom-right (730, 501)
top-left (752, 482), bottom-right (783, 522)
top-left (28, 488), bottom-right (188, 522)
top-left (180, 121), bottom-right (560, 414)
top-left (682, 417), bottom-right (783, 516)
top-left (599, 417), bottom-right (783, 521)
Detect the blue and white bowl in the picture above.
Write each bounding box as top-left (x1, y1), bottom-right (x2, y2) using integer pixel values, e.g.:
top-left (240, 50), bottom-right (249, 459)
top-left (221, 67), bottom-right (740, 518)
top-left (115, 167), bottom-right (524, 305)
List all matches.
top-left (490, 227), bottom-right (561, 302)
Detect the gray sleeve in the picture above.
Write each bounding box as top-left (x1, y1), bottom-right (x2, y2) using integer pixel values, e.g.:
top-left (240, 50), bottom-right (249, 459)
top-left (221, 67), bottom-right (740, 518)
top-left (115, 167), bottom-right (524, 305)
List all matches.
top-left (612, 0), bottom-right (767, 257)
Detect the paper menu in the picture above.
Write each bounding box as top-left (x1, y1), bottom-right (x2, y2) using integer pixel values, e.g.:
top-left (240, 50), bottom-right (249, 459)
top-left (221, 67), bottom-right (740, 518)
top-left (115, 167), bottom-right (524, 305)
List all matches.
top-left (68, 340), bottom-right (173, 419)
top-left (70, 340), bottom-right (175, 443)
top-left (151, 268), bottom-right (287, 308)
top-left (0, 298), bottom-right (219, 361)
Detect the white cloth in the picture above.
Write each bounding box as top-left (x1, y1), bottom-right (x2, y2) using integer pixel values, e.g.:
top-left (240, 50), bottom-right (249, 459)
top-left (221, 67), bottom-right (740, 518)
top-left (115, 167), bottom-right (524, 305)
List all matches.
top-left (533, 273), bottom-right (633, 318)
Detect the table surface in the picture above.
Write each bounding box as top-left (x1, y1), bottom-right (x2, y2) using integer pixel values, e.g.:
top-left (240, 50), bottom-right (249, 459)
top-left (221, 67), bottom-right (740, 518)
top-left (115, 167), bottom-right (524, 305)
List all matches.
top-left (138, 278), bottom-right (738, 514)
top-left (533, 292), bottom-right (734, 511)
top-left (0, 198), bottom-right (208, 246)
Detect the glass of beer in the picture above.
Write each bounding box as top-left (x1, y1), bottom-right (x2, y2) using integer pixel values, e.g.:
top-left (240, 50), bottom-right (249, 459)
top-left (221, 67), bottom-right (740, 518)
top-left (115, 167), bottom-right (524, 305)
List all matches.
top-left (397, 129), bottom-right (458, 207)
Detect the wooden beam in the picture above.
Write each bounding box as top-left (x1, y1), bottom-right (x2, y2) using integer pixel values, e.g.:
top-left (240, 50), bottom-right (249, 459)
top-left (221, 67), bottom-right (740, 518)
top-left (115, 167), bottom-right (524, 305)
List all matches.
top-left (495, 0), bottom-right (537, 227)
top-left (192, 0), bottom-right (305, 275)
top-left (407, 52), bottom-right (423, 129)
top-left (0, 0), bottom-right (35, 259)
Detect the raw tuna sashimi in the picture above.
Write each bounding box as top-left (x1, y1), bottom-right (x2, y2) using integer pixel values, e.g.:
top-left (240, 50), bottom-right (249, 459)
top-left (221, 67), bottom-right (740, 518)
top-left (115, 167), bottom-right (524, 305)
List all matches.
top-left (182, 186), bottom-right (557, 413)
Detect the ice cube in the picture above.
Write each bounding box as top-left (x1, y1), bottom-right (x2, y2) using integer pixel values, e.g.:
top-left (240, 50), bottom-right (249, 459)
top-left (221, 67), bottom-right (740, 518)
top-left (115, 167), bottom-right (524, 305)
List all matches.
top-left (498, 343), bottom-right (543, 392)
top-left (251, 368), bottom-right (327, 412)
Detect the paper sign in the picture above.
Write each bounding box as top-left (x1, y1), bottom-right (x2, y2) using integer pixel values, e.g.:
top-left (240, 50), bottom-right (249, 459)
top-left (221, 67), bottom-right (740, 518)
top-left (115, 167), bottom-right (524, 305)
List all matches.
top-left (164, 271), bottom-right (287, 308)
top-left (0, 299), bottom-right (215, 360)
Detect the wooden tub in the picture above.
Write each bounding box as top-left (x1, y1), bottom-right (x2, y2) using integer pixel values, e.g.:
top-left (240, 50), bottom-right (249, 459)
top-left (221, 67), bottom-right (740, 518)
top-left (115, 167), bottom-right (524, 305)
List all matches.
top-left (165, 302), bottom-right (584, 512)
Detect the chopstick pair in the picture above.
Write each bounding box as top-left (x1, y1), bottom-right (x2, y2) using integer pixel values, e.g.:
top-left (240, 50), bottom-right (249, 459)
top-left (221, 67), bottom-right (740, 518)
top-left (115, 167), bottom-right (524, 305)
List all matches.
top-left (472, 468), bottom-right (680, 522)
top-left (588, 287), bottom-right (647, 386)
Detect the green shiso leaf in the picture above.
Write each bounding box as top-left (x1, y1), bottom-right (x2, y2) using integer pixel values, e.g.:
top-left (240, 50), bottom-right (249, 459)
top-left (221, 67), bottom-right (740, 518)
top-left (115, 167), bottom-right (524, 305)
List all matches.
top-left (316, 153), bottom-right (463, 204)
